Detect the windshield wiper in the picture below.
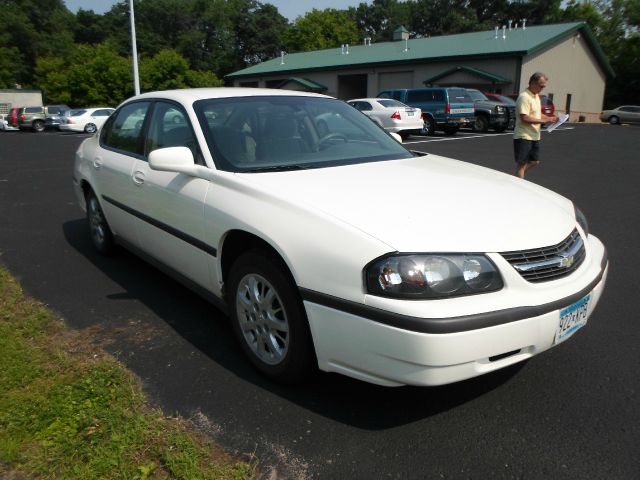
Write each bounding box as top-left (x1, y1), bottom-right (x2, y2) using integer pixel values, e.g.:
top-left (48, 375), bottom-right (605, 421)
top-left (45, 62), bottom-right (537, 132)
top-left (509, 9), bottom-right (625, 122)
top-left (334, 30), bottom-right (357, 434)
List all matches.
top-left (242, 164), bottom-right (310, 173)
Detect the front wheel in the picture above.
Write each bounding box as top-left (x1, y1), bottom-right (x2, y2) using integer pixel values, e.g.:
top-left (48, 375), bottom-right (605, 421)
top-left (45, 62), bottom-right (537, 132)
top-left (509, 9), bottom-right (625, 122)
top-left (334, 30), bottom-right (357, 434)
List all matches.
top-left (608, 116), bottom-right (619, 125)
top-left (473, 115), bottom-right (489, 133)
top-left (228, 251), bottom-right (315, 383)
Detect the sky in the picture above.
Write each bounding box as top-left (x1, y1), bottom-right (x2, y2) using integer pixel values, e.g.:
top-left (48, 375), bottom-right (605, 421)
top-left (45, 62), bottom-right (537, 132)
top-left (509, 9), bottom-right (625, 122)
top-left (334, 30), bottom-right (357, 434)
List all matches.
top-left (63, 0), bottom-right (369, 22)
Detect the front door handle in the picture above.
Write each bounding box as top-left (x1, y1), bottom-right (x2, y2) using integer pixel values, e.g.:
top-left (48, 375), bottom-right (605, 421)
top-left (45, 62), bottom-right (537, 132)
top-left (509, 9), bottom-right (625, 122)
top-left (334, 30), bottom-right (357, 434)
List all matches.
top-left (93, 156), bottom-right (103, 169)
top-left (132, 171), bottom-right (145, 185)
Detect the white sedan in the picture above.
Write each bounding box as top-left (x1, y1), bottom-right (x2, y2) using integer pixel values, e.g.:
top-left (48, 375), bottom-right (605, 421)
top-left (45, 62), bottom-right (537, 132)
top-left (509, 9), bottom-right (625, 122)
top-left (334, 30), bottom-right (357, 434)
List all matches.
top-left (0, 113), bottom-right (19, 131)
top-left (347, 98), bottom-right (423, 139)
top-left (72, 88), bottom-right (608, 387)
top-left (59, 107), bottom-right (114, 133)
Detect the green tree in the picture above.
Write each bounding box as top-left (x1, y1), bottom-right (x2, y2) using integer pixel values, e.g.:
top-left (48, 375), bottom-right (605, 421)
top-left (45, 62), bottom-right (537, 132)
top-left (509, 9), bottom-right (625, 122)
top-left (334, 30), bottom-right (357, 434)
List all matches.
top-left (349, 0), bottom-right (412, 42)
top-left (284, 8), bottom-right (359, 52)
top-left (139, 49), bottom-right (223, 90)
top-left (36, 43), bottom-right (133, 106)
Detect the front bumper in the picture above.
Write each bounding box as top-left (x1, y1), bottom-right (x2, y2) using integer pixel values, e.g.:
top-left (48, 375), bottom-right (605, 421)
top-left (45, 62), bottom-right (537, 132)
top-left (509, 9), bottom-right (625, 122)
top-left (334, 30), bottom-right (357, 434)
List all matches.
top-left (303, 235), bottom-right (608, 387)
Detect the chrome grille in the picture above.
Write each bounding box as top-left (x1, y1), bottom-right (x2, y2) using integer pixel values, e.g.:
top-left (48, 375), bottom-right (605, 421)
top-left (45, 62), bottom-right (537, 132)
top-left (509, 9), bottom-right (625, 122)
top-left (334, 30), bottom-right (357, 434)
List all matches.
top-left (500, 229), bottom-right (585, 282)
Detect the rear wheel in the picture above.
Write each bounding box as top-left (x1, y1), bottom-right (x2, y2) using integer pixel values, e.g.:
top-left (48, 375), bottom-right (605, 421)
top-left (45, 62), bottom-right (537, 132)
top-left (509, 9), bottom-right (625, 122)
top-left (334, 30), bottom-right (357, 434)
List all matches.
top-left (84, 123), bottom-right (97, 133)
top-left (443, 125), bottom-right (459, 136)
top-left (85, 189), bottom-right (115, 255)
top-left (608, 116), bottom-right (620, 125)
top-left (421, 116), bottom-right (435, 135)
top-left (228, 250), bottom-right (315, 383)
top-left (32, 120), bottom-right (45, 132)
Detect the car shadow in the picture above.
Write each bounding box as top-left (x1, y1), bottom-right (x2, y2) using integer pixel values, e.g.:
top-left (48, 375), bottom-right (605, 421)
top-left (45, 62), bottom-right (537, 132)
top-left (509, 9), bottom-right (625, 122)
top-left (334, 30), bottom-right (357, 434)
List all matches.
top-left (63, 218), bottom-right (524, 430)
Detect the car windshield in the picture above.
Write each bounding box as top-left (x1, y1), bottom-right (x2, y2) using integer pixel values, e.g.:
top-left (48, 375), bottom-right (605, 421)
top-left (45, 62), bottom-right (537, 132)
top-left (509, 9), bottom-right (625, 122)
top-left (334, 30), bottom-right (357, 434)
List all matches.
top-left (468, 90), bottom-right (489, 102)
top-left (194, 96), bottom-right (413, 172)
top-left (496, 95), bottom-right (515, 105)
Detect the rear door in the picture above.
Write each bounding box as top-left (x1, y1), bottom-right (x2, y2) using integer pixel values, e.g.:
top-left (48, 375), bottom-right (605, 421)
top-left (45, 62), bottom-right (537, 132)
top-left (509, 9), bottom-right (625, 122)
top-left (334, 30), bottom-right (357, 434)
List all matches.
top-left (445, 88), bottom-right (474, 122)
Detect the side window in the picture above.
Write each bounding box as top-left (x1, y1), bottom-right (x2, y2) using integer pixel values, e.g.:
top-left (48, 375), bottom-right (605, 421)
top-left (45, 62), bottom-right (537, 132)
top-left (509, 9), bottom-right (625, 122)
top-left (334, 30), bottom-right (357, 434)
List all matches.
top-left (433, 90), bottom-right (445, 102)
top-left (407, 90), bottom-right (432, 102)
top-left (145, 102), bottom-right (203, 164)
top-left (392, 91), bottom-right (403, 101)
top-left (101, 101), bottom-right (150, 156)
top-left (360, 102), bottom-right (373, 111)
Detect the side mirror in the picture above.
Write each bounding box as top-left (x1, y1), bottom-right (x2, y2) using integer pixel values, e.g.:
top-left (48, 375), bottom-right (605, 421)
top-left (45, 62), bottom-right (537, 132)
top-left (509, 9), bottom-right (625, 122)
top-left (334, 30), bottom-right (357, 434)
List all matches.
top-left (148, 146), bottom-right (199, 176)
top-left (390, 132), bottom-right (403, 143)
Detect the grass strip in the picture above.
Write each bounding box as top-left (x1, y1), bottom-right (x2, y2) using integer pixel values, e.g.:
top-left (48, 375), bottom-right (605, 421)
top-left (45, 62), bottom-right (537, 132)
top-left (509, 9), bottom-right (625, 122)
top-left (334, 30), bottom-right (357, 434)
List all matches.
top-left (0, 266), bottom-right (254, 479)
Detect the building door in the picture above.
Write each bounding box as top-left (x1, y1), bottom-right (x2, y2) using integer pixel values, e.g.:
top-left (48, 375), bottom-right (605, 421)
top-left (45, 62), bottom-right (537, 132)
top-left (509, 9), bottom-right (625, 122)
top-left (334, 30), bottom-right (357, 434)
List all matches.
top-left (337, 74), bottom-right (368, 100)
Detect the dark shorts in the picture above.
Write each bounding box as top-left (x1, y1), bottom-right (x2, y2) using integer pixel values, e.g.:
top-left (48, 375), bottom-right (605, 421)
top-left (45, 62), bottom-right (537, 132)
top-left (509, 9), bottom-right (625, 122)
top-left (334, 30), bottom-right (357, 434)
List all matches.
top-left (513, 139), bottom-right (540, 165)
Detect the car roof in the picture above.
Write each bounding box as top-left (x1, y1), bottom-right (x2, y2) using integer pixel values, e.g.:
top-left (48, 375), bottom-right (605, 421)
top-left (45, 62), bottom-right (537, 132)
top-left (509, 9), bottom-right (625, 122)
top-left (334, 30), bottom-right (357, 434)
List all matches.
top-left (124, 88), bottom-right (331, 106)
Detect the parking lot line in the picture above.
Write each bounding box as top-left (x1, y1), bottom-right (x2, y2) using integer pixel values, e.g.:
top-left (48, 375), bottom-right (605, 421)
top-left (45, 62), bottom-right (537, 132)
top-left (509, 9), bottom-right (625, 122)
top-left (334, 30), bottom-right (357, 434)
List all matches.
top-left (404, 127), bottom-right (575, 144)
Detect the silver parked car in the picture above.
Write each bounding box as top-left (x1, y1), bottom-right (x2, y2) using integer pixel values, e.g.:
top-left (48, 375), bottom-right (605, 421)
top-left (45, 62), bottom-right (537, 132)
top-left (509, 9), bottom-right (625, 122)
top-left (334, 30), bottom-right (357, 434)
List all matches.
top-left (600, 105), bottom-right (640, 125)
top-left (347, 98), bottom-right (423, 139)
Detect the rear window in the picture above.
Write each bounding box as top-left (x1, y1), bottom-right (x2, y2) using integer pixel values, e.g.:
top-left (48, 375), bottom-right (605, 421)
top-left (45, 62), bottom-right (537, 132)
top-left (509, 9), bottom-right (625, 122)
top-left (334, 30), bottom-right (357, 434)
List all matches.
top-left (447, 89), bottom-right (472, 102)
top-left (377, 99), bottom-right (406, 108)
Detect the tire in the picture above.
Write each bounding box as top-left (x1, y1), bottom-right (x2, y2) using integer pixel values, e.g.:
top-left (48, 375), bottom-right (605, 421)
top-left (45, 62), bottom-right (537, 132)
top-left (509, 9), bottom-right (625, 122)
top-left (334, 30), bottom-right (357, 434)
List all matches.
top-left (85, 189), bottom-right (115, 255)
top-left (399, 131), bottom-right (409, 140)
top-left (228, 250), bottom-right (315, 383)
top-left (421, 116), bottom-right (435, 135)
top-left (443, 125), bottom-right (459, 136)
top-left (32, 120), bottom-right (45, 132)
top-left (473, 114), bottom-right (489, 133)
top-left (84, 123), bottom-right (97, 134)
top-left (608, 116), bottom-right (619, 125)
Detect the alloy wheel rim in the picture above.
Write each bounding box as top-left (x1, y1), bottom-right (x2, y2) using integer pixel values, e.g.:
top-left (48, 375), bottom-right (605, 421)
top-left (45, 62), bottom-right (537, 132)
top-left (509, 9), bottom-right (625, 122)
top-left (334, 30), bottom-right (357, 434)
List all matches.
top-left (88, 197), bottom-right (105, 246)
top-left (236, 273), bottom-right (289, 365)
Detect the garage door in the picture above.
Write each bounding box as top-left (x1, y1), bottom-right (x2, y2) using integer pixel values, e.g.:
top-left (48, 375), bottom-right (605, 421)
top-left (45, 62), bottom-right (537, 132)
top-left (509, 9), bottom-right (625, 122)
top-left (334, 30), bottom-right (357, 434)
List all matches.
top-left (378, 71), bottom-right (414, 92)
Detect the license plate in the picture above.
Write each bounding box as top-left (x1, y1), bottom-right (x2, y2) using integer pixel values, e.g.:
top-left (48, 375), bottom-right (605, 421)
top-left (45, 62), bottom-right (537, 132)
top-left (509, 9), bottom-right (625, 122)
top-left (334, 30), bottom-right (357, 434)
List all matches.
top-left (555, 294), bottom-right (591, 344)
top-left (407, 111), bottom-right (414, 116)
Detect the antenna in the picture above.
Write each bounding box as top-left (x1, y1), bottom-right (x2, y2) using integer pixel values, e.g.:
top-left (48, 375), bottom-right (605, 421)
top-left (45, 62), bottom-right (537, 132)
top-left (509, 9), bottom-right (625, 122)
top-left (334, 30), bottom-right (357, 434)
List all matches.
top-left (280, 51), bottom-right (285, 65)
top-left (502, 25), bottom-right (506, 39)
top-left (522, 18), bottom-right (527, 30)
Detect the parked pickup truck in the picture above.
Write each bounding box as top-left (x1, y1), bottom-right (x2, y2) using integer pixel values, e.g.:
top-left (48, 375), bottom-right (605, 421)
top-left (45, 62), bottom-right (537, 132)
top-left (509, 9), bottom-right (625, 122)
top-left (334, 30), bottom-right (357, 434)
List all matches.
top-left (377, 87), bottom-right (474, 135)
top-left (466, 89), bottom-right (510, 133)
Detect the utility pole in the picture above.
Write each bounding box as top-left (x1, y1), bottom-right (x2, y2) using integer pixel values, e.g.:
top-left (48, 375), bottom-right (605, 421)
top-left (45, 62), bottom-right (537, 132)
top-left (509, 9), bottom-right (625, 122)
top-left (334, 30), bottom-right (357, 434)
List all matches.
top-left (129, 0), bottom-right (140, 96)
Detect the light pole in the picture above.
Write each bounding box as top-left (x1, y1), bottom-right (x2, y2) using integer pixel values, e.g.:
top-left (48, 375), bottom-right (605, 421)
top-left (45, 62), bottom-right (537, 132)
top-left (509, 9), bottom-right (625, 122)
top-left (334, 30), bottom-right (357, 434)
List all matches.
top-left (129, 0), bottom-right (140, 96)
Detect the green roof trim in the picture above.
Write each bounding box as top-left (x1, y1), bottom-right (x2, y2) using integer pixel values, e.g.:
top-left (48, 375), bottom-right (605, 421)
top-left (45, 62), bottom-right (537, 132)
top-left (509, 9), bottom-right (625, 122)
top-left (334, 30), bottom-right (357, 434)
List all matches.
top-left (277, 77), bottom-right (328, 92)
top-left (227, 22), bottom-right (614, 80)
top-left (423, 66), bottom-right (511, 85)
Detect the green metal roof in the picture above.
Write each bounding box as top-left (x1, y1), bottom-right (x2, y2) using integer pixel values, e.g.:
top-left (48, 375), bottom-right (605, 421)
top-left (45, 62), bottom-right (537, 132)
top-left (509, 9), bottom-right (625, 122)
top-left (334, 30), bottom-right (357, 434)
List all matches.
top-left (423, 66), bottom-right (511, 85)
top-left (277, 77), bottom-right (328, 92)
top-left (228, 22), bottom-right (614, 79)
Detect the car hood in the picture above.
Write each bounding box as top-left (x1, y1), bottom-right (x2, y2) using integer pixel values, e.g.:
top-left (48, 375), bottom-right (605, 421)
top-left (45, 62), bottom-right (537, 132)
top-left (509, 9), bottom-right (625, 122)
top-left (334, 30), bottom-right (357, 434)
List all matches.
top-left (238, 155), bottom-right (576, 253)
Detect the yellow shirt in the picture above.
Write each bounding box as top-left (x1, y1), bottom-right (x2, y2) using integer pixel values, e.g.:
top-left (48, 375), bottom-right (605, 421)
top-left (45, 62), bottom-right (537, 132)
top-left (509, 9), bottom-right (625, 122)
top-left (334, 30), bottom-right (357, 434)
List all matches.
top-left (514, 89), bottom-right (542, 141)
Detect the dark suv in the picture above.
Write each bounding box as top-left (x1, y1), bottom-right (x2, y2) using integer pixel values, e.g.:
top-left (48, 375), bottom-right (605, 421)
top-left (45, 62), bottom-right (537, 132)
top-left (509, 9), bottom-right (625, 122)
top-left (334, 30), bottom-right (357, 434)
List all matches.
top-left (18, 104), bottom-right (70, 132)
top-left (377, 87), bottom-right (474, 135)
top-left (465, 89), bottom-right (510, 132)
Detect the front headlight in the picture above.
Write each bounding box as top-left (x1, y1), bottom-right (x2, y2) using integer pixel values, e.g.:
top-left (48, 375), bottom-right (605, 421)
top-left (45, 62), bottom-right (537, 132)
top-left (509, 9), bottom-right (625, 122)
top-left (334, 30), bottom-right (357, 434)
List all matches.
top-left (575, 205), bottom-right (589, 237)
top-left (365, 254), bottom-right (503, 299)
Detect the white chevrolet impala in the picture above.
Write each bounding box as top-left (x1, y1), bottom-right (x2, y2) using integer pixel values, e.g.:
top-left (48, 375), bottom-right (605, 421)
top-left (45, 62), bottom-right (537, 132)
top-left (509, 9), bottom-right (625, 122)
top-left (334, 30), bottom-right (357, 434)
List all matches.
top-left (72, 88), bottom-right (608, 387)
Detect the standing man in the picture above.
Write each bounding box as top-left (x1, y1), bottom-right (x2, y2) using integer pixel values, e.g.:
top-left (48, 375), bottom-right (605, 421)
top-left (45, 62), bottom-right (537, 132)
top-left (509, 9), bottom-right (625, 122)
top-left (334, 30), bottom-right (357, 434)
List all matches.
top-left (513, 72), bottom-right (558, 179)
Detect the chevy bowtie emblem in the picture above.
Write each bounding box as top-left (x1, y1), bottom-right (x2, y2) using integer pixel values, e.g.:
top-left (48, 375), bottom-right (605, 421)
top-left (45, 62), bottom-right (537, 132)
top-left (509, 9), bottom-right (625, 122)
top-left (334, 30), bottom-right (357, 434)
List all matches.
top-left (559, 255), bottom-right (575, 268)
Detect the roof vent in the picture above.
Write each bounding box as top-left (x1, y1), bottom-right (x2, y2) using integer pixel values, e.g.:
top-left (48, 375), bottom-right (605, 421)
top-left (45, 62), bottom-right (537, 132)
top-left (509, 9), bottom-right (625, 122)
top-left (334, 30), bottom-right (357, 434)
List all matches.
top-left (364, 37), bottom-right (372, 46)
top-left (393, 26), bottom-right (409, 42)
top-left (522, 18), bottom-right (527, 30)
top-left (280, 51), bottom-right (285, 65)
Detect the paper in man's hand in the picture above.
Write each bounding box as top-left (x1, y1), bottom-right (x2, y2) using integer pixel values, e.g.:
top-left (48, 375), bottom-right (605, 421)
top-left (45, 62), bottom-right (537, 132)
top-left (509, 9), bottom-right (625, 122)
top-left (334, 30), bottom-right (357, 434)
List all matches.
top-left (547, 113), bottom-right (569, 133)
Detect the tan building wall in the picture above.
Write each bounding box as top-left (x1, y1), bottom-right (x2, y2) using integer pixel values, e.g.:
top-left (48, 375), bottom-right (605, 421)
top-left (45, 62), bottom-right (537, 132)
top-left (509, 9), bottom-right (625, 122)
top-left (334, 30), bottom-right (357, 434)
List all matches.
top-left (521, 33), bottom-right (607, 122)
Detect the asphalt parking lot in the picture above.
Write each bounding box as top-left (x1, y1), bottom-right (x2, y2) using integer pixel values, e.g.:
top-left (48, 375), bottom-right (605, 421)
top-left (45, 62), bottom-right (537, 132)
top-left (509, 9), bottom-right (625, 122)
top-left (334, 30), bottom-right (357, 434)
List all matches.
top-left (1, 124), bottom-right (639, 479)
